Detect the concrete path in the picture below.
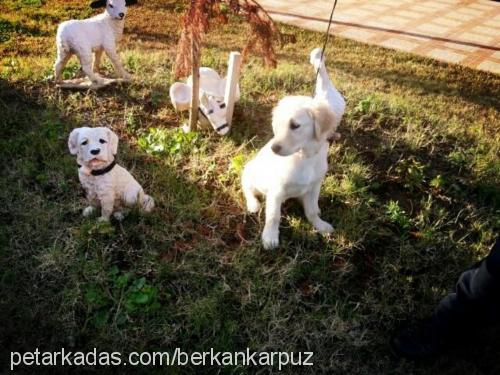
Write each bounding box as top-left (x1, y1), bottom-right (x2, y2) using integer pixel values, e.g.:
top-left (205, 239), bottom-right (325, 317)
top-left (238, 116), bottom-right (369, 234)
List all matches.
top-left (259, 0), bottom-right (500, 74)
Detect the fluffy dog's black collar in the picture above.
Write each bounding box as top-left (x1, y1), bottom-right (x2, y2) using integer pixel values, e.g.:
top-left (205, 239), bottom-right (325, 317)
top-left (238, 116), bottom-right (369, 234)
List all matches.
top-left (78, 160), bottom-right (117, 176)
top-left (91, 160), bottom-right (117, 176)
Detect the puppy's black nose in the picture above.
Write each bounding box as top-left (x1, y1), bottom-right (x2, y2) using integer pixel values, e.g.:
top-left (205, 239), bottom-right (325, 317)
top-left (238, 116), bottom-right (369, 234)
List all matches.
top-left (90, 149), bottom-right (100, 155)
top-left (119, 12), bottom-right (124, 18)
top-left (271, 144), bottom-right (282, 154)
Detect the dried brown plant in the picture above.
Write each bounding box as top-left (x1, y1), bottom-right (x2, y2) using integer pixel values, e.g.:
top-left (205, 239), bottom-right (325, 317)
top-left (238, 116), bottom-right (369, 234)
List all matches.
top-left (174, 0), bottom-right (294, 78)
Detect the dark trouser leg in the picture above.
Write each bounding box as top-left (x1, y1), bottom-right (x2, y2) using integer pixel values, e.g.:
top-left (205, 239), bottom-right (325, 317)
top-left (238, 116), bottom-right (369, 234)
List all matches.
top-left (433, 238), bottom-right (500, 335)
top-left (392, 239), bottom-right (500, 360)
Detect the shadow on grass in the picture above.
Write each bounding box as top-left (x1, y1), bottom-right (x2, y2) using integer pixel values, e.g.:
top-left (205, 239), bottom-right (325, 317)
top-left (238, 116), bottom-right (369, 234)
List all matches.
top-left (334, 101), bottom-right (500, 372)
top-left (0, 78), bottom-right (256, 373)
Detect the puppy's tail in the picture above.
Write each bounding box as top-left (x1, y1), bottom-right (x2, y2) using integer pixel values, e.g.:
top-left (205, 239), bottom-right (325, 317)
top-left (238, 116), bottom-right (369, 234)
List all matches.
top-left (139, 191), bottom-right (155, 213)
top-left (310, 47), bottom-right (326, 72)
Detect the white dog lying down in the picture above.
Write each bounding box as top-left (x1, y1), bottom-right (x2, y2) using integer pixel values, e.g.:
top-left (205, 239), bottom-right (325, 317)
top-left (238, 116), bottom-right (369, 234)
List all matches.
top-left (68, 127), bottom-right (154, 221)
top-left (242, 48), bottom-right (345, 249)
top-left (169, 67), bottom-right (241, 135)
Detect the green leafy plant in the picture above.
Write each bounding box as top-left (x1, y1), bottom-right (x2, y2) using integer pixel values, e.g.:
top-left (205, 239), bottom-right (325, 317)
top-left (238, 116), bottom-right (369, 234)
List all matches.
top-left (447, 149), bottom-right (469, 168)
top-left (355, 96), bottom-right (373, 114)
top-left (218, 153), bottom-right (246, 183)
top-left (230, 154), bottom-right (246, 174)
top-left (385, 200), bottom-right (411, 230)
top-left (125, 110), bottom-right (139, 132)
top-left (430, 174), bottom-right (445, 190)
top-left (123, 276), bottom-right (160, 313)
top-left (83, 267), bottom-right (160, 328)
top-left (138, 127), bottom-right (200, 156)
top-left (125, 54), bottom-right (139, 73)
top-left (395, 158), bottom-right (426, 191)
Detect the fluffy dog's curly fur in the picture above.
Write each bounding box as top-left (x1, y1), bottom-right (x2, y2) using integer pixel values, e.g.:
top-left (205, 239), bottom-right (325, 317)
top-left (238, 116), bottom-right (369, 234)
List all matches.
top-left (68, 127), bottom-right (154, 221)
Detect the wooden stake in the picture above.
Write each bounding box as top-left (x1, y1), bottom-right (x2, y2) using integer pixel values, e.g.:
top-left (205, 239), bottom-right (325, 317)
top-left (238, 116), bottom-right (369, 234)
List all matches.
top-left (224, 52), bottom-right (242, 129)
top-left (188, 35), bottom-right (200, 132)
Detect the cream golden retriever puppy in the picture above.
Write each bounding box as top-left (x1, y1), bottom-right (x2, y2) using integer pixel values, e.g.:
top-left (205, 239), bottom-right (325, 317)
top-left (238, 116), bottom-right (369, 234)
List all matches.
top-left (68, 127), bottom-right (154, 221)
top-left (242, 48), bottom-right (344, 249)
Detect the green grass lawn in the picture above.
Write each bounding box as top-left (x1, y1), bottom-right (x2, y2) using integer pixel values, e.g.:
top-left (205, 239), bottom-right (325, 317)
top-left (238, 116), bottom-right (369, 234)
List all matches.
top-left (1, 0), bottom-right (499, 373)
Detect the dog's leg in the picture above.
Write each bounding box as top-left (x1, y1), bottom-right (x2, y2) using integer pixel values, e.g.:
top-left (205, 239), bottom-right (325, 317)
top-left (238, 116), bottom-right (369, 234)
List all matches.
top-left (302, 183), bottom-right (333, 234)
top-left (83, 194), bottom-right (99, 217)
top-left (242, 171), bottom-right (261, 213)
top-left (123, 186), bottom-right (140, 206)
top-left (78, 50), bottom-right (105, 86)
top-left (54, 49), bottom-right (71, 83)
top-left (262, 193), bottom-right (283, 249)
top-left (98, 195), bottom-right (114, 222)
top-left (104, 47), bottom-right (131, 80)
top-left (93, 48), bottom-right (103, 74)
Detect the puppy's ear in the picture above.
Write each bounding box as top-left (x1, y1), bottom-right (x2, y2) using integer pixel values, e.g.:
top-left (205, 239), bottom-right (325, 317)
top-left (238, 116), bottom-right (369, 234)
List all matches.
top-left (125, 0), bottom-right (138, 6)
top-left (90, 0), bottom-right (106, 8)
top-left (68, 128), bottom-right (81, 155)
top-left (107, 128), bottom-right (119, 155)
top-left (310, 101), bottom-right (337, 141)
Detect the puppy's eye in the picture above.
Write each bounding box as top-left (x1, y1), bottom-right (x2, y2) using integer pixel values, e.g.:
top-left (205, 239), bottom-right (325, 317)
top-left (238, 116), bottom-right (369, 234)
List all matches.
top-left (81, 140), bottom-right (88, 146)
top-left (208, 109), bottom-right (214, 114)
top-left (109, 4), bottom-right (114, 8)
top-left (99, 139), bottom-right (107, 144)
top-left (290, 121), bottom-right (300, 130)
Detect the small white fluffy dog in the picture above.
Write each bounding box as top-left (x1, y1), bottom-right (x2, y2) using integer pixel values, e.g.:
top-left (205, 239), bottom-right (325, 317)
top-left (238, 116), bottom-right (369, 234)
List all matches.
top-left (54, 0), bottom-right (137, 87)
top-left (68, 127), bottom-right (154, 221)
top-left (242, 48), bottom-right (345, 249)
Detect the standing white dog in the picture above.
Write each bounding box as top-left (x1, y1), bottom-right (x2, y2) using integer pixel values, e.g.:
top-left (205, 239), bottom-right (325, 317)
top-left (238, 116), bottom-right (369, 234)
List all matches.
top-left (68, 127), bottom-right (154, 222)
top-left (54, 0), bottom-right (137, 87)
top-left (242, 49), bottom-right (345, 249)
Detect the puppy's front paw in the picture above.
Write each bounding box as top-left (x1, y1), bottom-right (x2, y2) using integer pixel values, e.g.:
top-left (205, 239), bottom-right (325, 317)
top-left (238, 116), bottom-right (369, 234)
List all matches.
top-left (314, 219), bottom-right (333, 234)
top-left (83, 206), bottom-right (96, 217)
top-left (262, 228), bottom-right (279, 249)
top-left (98, 216), bottom-right (110, 223)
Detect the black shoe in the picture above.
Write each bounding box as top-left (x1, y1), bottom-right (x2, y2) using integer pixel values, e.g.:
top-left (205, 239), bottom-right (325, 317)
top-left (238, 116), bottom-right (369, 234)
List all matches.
top-left (391, 319), bottom-right (445, 360)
